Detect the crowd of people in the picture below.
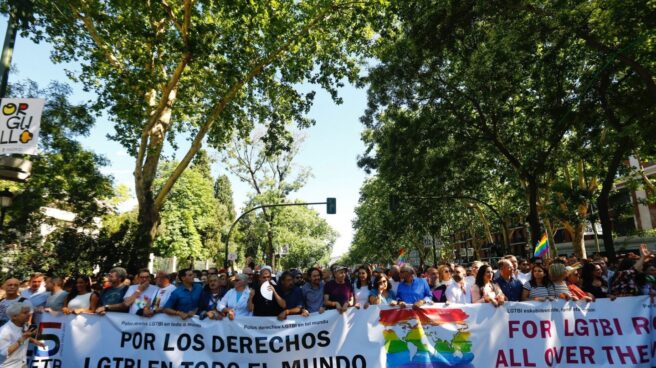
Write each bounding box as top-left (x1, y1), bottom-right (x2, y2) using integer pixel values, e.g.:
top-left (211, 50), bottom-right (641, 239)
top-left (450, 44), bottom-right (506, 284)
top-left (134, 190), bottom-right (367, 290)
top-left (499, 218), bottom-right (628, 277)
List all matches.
top-left (0, 247), bottom-right (655, 366)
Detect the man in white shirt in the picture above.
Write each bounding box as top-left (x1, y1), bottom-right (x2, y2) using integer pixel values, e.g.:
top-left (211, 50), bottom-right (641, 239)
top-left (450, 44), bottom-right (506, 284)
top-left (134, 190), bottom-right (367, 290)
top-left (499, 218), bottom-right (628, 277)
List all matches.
top-left (0, 302), bottom-right (45, 368)
top-left (148, 271), bottom-right (176, 316)
top-left (445, 266), bottom-right (472, 304)
top-left (123, 269), bottom-right (159, 315)
top-left (516, 259), bottom-right (532, 285)
top-left (19, 273), bottom-right (47, 309)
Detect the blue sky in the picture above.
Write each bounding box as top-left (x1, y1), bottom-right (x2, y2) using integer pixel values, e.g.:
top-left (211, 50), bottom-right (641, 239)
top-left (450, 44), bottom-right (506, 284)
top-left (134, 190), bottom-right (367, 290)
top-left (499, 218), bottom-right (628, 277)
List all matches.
top-left (1, 16), bottom-right (369, 259)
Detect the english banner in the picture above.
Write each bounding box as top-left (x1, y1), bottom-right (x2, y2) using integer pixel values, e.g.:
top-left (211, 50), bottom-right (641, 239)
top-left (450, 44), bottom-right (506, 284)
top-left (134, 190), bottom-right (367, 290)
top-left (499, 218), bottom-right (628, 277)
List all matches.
top-left (30, 296), bottom-right (655, 368)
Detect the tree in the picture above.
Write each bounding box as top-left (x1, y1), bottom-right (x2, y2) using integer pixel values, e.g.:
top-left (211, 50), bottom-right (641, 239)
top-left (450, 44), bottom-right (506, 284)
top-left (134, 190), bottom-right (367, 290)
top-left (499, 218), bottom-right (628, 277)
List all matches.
top-left (222, 132), bottom-right (311, 267)
top-left (361, 0), bottom-right (655, 260)
top-left (153, 157), bottom-right (227, 263)
top-left (0, 80), bottom-right (115, 278)
top-left (23, 0), bottom-right (386, 263)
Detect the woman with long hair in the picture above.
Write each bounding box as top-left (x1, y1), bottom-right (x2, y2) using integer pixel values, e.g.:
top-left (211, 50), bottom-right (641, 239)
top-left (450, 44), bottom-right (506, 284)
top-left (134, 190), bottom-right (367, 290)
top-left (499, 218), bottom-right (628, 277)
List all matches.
top-left (368, 274), bottom-right (397, 306)
top-left (62, 276), bottom-right (99, 314)
top-left (471, 265), bottom-right (504, 307)
top-left (580, 262), bottom-right (609, 299)
top-left (521, 264), bottom-right (552, 301)
top-left (353, 266), bottom-right (372, 308)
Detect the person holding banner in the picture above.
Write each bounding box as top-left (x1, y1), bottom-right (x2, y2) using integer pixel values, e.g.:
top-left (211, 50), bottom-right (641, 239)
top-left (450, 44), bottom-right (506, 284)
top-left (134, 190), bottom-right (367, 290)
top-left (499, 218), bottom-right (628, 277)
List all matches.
top-left (276, 271), bottom-right (304, 320)
top-left (369, 274), bottom-right (397, 306)
top-left (521, 264), bottom-right (552, 301)
top-left (323, 266), bottom-right (354, 314)
top-left (396, 265), bottom-right (432, 308)
top-left (216, 273), bottom-right (251, 320)
top-left (62, 276), bottom-right (99, 315)
top-left (471, 265), bottom-right (504, 306)
top-left (548, 263), bottom-right (574, 300)
top-left (0, 302), bottom-right (45, 368)
top-left (249, 267), bottom-right (286, 317)
top-left (123, 269), bottom-right (159, 316)
top-left (353, 266), bottom-right (372, 309)
top-left (301, 268), bottom-right (325, 315)
top-left (163, 269), bottom-right (202, 320)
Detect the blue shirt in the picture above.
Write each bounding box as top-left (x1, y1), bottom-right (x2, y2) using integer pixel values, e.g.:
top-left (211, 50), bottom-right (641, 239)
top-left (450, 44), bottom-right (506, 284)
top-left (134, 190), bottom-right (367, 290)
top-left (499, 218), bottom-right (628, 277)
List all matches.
top-left (396, 277), bottom-right (432, 304)
top-left (301, 282), bottom-right (324, 313)
top-left (280, 286), bottom-right (304, 310)
top-left (494, 276), bottom-right (523, 301)
top-left (164, 283), bottom-right (203, 313)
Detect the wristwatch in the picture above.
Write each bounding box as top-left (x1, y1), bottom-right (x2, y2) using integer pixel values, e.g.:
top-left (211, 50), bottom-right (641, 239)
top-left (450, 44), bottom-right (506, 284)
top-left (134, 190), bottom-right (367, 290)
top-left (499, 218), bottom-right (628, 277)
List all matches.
top-left (104, 305), bottom-right (110, 311)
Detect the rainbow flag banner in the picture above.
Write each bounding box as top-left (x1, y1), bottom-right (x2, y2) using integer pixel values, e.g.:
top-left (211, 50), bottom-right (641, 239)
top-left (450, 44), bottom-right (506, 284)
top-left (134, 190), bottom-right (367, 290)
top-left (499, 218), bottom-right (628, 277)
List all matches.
top-left (533, 233), bottom-right (549, 258)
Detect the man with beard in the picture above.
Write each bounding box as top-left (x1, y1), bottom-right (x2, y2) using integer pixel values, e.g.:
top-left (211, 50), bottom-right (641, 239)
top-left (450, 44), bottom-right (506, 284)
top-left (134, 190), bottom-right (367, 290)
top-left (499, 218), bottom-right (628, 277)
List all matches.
top-left (276, 272), bottom-right (303, 321)
top-left (301, 268), bottom-right (325, 315)
top-left (445, 266), bottom-right (472, 304)
top-left (96, 267), bottom-right (129, 314)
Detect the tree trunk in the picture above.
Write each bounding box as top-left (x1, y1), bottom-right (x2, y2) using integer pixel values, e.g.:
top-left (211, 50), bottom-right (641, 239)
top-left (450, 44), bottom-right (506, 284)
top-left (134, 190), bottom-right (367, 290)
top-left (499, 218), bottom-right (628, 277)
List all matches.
top-left (526, 176), bottom-right (542, 250)
top-left (596, 144), bottom-right (625, 264)
top-left (133, 198), bottom-right (161, 273)
top-left (571, 223), bottom-right (587, 259)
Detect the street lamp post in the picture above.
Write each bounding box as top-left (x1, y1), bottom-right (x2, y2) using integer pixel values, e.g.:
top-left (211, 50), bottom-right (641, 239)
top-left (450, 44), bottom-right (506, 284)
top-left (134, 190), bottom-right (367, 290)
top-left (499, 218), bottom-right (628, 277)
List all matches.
top-left (0, 187), bottom-right (14, 230)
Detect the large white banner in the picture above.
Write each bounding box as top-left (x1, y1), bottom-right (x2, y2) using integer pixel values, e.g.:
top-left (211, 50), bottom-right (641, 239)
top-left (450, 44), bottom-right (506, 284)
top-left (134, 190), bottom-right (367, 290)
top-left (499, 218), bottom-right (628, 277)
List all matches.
top-left (30, 296), bottom-right (655, 368)
top-left (0, 98), bottom-right (44, 155)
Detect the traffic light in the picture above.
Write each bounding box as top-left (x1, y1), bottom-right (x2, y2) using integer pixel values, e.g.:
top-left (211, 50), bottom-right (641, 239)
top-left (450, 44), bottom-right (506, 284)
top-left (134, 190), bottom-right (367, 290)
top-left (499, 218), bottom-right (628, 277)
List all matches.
top-left (326, 197), bottom-right (336, 214)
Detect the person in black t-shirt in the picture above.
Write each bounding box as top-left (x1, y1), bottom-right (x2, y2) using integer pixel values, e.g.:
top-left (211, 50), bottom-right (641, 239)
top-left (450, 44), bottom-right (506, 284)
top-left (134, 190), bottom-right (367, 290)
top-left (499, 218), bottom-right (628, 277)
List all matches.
top-left (248, 267), bottom-right (286, 317)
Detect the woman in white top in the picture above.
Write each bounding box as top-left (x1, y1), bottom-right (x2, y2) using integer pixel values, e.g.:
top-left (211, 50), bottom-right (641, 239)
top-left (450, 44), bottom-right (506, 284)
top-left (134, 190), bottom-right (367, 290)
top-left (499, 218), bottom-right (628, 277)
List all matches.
top-left (353, 266), bottom-right (372, 308)
top-left (216, 274), bottom-right (251, 320)
top-left (471, 265), bottom-right (505, 307)
top-left (62, 276), bottom-right (99, 314)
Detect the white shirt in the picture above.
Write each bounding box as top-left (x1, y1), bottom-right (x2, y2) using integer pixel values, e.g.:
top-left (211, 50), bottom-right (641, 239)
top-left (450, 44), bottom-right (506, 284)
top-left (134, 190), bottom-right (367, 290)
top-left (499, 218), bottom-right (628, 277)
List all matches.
top-left (517, 272), bottom-right (532, 285)
top-left (389, 279), bottom-right (400, 294)
top-left (67, 293), bottom-right (92, 311)
top-left (354, 285), bottom-right (370, 306)
top-left (152, 284), bottom-right (176, 310)
top-left (218, 288), bottom-right (251, 317)
top-left (445, 281), bottom-right (472, 304)
top-left (20, 286), bottom-right (48, 309)
top-left (123, 285), bottom-right (159, 315)
top-left (0, 321), bottom-right (28, 368)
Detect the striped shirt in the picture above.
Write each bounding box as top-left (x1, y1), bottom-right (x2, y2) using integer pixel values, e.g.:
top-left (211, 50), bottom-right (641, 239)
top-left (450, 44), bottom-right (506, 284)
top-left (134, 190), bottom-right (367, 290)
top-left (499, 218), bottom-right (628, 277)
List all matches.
top-left (523, 284), bottom-right (550, 300)
top-left (549, 282), bottom-right (571, 298)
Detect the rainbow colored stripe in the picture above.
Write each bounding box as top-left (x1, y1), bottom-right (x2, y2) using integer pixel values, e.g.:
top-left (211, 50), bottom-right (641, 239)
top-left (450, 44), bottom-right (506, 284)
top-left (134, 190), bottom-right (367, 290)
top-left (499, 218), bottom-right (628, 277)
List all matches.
top-left (533, 233), bottom-right (549, 258)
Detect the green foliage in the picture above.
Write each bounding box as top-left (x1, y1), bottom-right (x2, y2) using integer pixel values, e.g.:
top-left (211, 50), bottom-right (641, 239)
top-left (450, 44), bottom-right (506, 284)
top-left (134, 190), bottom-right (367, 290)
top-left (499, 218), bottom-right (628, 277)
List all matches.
top-left (153, 159), bottom-right (226, 260)
top-left (352, 0), bottom-right (656, 259)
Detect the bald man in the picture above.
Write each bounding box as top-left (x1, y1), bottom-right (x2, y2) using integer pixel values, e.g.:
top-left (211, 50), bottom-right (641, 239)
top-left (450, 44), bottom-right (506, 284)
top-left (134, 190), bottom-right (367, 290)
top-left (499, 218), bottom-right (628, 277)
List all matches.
top-left (0, 279), bottom-right (32, 327)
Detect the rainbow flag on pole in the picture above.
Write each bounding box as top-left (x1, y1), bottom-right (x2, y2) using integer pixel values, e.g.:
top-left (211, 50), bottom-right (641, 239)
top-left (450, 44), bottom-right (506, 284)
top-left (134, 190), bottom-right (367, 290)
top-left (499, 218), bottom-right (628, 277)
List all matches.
top-left (533, 233), bottom-right (549, 258)
top-left (396, 247), bottom-right (407, 266)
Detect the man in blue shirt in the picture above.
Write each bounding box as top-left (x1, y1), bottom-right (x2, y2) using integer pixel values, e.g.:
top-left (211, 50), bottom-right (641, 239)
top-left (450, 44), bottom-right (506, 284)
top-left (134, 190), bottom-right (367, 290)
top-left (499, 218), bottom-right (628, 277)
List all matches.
top-left (396, 265), bottom-right (432, 307)
top-left (276, 271), bottom-right (303, 321)
top-left (495, 259), bottom-right (523, 301)
top-left (301, 268), bottom-right (324, 314)
top-left (163, 269), bottom-right (203, 319)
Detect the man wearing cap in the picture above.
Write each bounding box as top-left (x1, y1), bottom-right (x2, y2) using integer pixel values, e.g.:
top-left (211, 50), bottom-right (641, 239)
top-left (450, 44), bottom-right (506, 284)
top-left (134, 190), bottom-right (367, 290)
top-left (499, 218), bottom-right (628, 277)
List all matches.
top-left (323, 266), bottom-right (354, 314)
top-left (396, 265), bottom-right (432, 307)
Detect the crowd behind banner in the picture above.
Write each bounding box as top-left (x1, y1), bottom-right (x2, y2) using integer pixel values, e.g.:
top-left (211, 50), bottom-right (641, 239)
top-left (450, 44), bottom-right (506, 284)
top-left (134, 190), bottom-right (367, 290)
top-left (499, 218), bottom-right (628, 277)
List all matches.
top-left (0, 247), bottom-right (655, 367)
